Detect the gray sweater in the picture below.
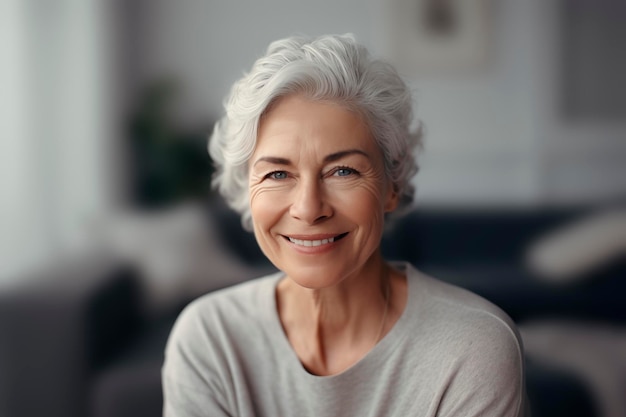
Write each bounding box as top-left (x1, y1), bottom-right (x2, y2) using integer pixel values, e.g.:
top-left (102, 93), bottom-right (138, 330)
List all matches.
top-left (163, 263), bottom-right (528, 417)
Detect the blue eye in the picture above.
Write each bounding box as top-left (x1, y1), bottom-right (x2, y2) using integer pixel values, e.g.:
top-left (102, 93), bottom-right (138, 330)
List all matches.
top-left (335, 167), bottom-right (356, 177)
top-left (267, 171), bottom-right (288, 180)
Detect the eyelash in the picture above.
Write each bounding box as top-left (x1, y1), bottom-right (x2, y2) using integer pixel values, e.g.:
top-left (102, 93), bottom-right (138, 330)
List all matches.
top-left (332, 166), bottom-right (359, 177)
top-left (264, 170), bottom-right (289, 180)
top-left (262, 166), bottom-right (360, 180)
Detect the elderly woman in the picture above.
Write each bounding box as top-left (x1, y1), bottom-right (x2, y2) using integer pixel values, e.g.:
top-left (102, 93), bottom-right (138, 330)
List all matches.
top-left (163, 34), bottom-right (528, 417)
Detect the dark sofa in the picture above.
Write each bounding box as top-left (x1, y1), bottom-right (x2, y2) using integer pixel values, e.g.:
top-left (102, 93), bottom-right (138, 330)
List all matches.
top-left (3, 202), bottom-right (621, 417)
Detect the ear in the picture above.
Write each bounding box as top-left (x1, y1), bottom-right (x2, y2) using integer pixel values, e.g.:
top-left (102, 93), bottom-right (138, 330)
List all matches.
top-left (383, 183), bottom-right (400, 213)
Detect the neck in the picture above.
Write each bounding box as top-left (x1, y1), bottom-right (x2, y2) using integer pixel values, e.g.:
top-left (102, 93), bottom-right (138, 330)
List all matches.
top-left (310, 263), bottom-right (389, 326)
top-left (293, 253), bottom-right (389, 327)
top-left (277, 253), bottom-right (404, 375)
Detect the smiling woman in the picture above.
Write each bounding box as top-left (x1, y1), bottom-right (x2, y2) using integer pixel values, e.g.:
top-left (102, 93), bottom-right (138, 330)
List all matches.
top-left (162, 34), bottom-right (529, 417)
top-left (249, 95), bottom-right (397, 296)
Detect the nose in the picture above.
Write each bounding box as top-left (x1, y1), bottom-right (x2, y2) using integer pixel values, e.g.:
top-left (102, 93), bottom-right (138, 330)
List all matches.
top-left (289, 177), bottom-right (332, 224)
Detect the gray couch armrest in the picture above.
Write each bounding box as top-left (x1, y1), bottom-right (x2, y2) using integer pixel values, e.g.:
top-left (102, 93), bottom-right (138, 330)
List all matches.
top-left (0, 253), bottom-right (141, 417)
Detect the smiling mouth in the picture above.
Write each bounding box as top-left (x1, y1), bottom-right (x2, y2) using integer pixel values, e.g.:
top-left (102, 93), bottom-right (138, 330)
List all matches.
top-left (285, 232), bottom-right (348, 247)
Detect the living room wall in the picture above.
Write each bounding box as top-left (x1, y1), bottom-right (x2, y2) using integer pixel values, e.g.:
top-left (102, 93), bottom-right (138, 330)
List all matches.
top-left (117, 0), bottom-right (625, 207)
top-left (3, 0), bottom-right (624, 284)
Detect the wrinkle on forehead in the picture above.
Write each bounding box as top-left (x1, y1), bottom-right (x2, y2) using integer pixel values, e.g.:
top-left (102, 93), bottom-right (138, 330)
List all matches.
top-left (253, 95), bottom-right (380, 170)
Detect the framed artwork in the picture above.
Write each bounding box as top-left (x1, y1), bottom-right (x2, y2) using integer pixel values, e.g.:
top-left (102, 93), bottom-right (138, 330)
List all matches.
top-left (383, 0), bottom-right (492, 74)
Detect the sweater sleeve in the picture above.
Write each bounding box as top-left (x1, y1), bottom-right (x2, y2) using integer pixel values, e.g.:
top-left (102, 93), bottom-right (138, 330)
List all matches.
top-left (162, 375), bottom-right (232, 417)
top-left (161, 300), bottom-right (234, 417)
top-left (433, 314), bottom-right (529, 417)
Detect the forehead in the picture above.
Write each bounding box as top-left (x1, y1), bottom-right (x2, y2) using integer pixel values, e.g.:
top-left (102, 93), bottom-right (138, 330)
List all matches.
top-left (254, 95), bottom-right (377, 156)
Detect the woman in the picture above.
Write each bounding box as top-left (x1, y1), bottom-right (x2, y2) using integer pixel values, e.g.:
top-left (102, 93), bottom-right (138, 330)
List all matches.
top-left (163, 34), bottom-right (528, 417)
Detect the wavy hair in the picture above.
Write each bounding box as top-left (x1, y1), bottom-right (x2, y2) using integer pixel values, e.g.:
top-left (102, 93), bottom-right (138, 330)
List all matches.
top-left (209, 33), bottom-right (422, 230)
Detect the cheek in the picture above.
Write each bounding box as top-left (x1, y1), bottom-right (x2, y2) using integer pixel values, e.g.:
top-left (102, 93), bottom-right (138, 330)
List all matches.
top-left (249, 190), bottom-right (270, 224)
top-left (332, 183), bottom-right (387, 226)
top-left (249, 187), bottom-right (286, 230)
top-left (249, 192), bottom-right (282, 258)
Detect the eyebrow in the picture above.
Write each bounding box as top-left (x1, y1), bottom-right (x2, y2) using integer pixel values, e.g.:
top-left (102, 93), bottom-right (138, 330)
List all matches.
top-left (324, 149), bottom-right (370, 163)
top-left (253, 156), bottom-right (291, 166)
top-left (253, 149), bottom-right (370, 167)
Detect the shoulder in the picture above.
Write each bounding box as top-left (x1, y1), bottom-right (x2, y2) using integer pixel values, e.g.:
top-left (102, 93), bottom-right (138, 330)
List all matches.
top-left (407, 265), bottom-right (520, 339)
top-left (167, 272), bottom-right (281, 345)
top-left (161, 273), bottom-right (281, 416)
top-left (404, 265), bottom-right (527, 415)
top-left (407, 268), bottom-right (523, 367)
top-left (163, 272), bottom-right (281, 383)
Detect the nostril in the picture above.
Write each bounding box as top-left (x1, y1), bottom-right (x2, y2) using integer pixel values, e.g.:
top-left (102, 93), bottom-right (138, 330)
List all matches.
top-left (289, 197), bottom-right (332, 223)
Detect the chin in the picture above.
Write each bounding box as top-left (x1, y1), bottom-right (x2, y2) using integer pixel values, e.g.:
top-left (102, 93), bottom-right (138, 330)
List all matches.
top-left (280, 262), bottom-right (359, 290)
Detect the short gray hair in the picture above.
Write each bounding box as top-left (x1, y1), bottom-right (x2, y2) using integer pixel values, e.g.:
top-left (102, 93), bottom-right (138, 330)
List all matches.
top-left (209, 33), bottom-right (422, 231)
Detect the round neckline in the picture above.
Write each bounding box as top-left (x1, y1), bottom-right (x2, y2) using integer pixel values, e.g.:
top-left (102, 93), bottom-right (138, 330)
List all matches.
top-left (266, 261), bottom-right (416, 381)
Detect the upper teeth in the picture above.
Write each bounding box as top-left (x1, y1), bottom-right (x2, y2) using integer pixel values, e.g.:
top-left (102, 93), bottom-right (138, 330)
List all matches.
top-left (289, 237), bottom-right (335, 247)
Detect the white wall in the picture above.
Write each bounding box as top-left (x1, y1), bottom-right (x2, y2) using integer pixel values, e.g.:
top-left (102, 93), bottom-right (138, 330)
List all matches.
top-left (383, 0), bottom-right (541, 206)
top-left (3, 0), bottom-right (622, 284)
top-left (129, 0), bottom-right (378, 124)
top-left (124, 0), bottom-right (625, 208)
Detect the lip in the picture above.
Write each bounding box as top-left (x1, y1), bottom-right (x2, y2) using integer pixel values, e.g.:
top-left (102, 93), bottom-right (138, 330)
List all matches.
top-left (284, 233), bottom-right (344, 240)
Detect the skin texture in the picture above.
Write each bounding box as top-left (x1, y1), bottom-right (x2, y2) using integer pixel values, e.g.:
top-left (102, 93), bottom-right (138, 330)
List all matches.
top-left (248, 94), bottom-right (407, 376)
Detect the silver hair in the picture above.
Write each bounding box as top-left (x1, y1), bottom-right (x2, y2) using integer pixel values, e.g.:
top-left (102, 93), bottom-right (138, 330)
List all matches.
top-left (209, 33), bottom-right (422, 231)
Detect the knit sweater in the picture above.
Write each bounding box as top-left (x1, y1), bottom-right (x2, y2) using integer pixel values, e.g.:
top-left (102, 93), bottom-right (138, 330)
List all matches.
top-left (163, 263), bottom-right (528, 417)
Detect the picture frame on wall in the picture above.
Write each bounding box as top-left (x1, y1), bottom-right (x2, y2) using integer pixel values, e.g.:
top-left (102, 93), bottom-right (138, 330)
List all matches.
top-left (382, 0), bottom-right (492, 75)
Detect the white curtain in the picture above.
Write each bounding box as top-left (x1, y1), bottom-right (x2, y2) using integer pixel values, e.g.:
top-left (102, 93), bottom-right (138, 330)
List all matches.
top-left (0, 0), bottom-right (113, 285)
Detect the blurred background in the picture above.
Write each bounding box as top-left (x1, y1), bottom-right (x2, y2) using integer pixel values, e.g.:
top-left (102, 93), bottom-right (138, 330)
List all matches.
top-left (1, 1), bottom-right (624, 417)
